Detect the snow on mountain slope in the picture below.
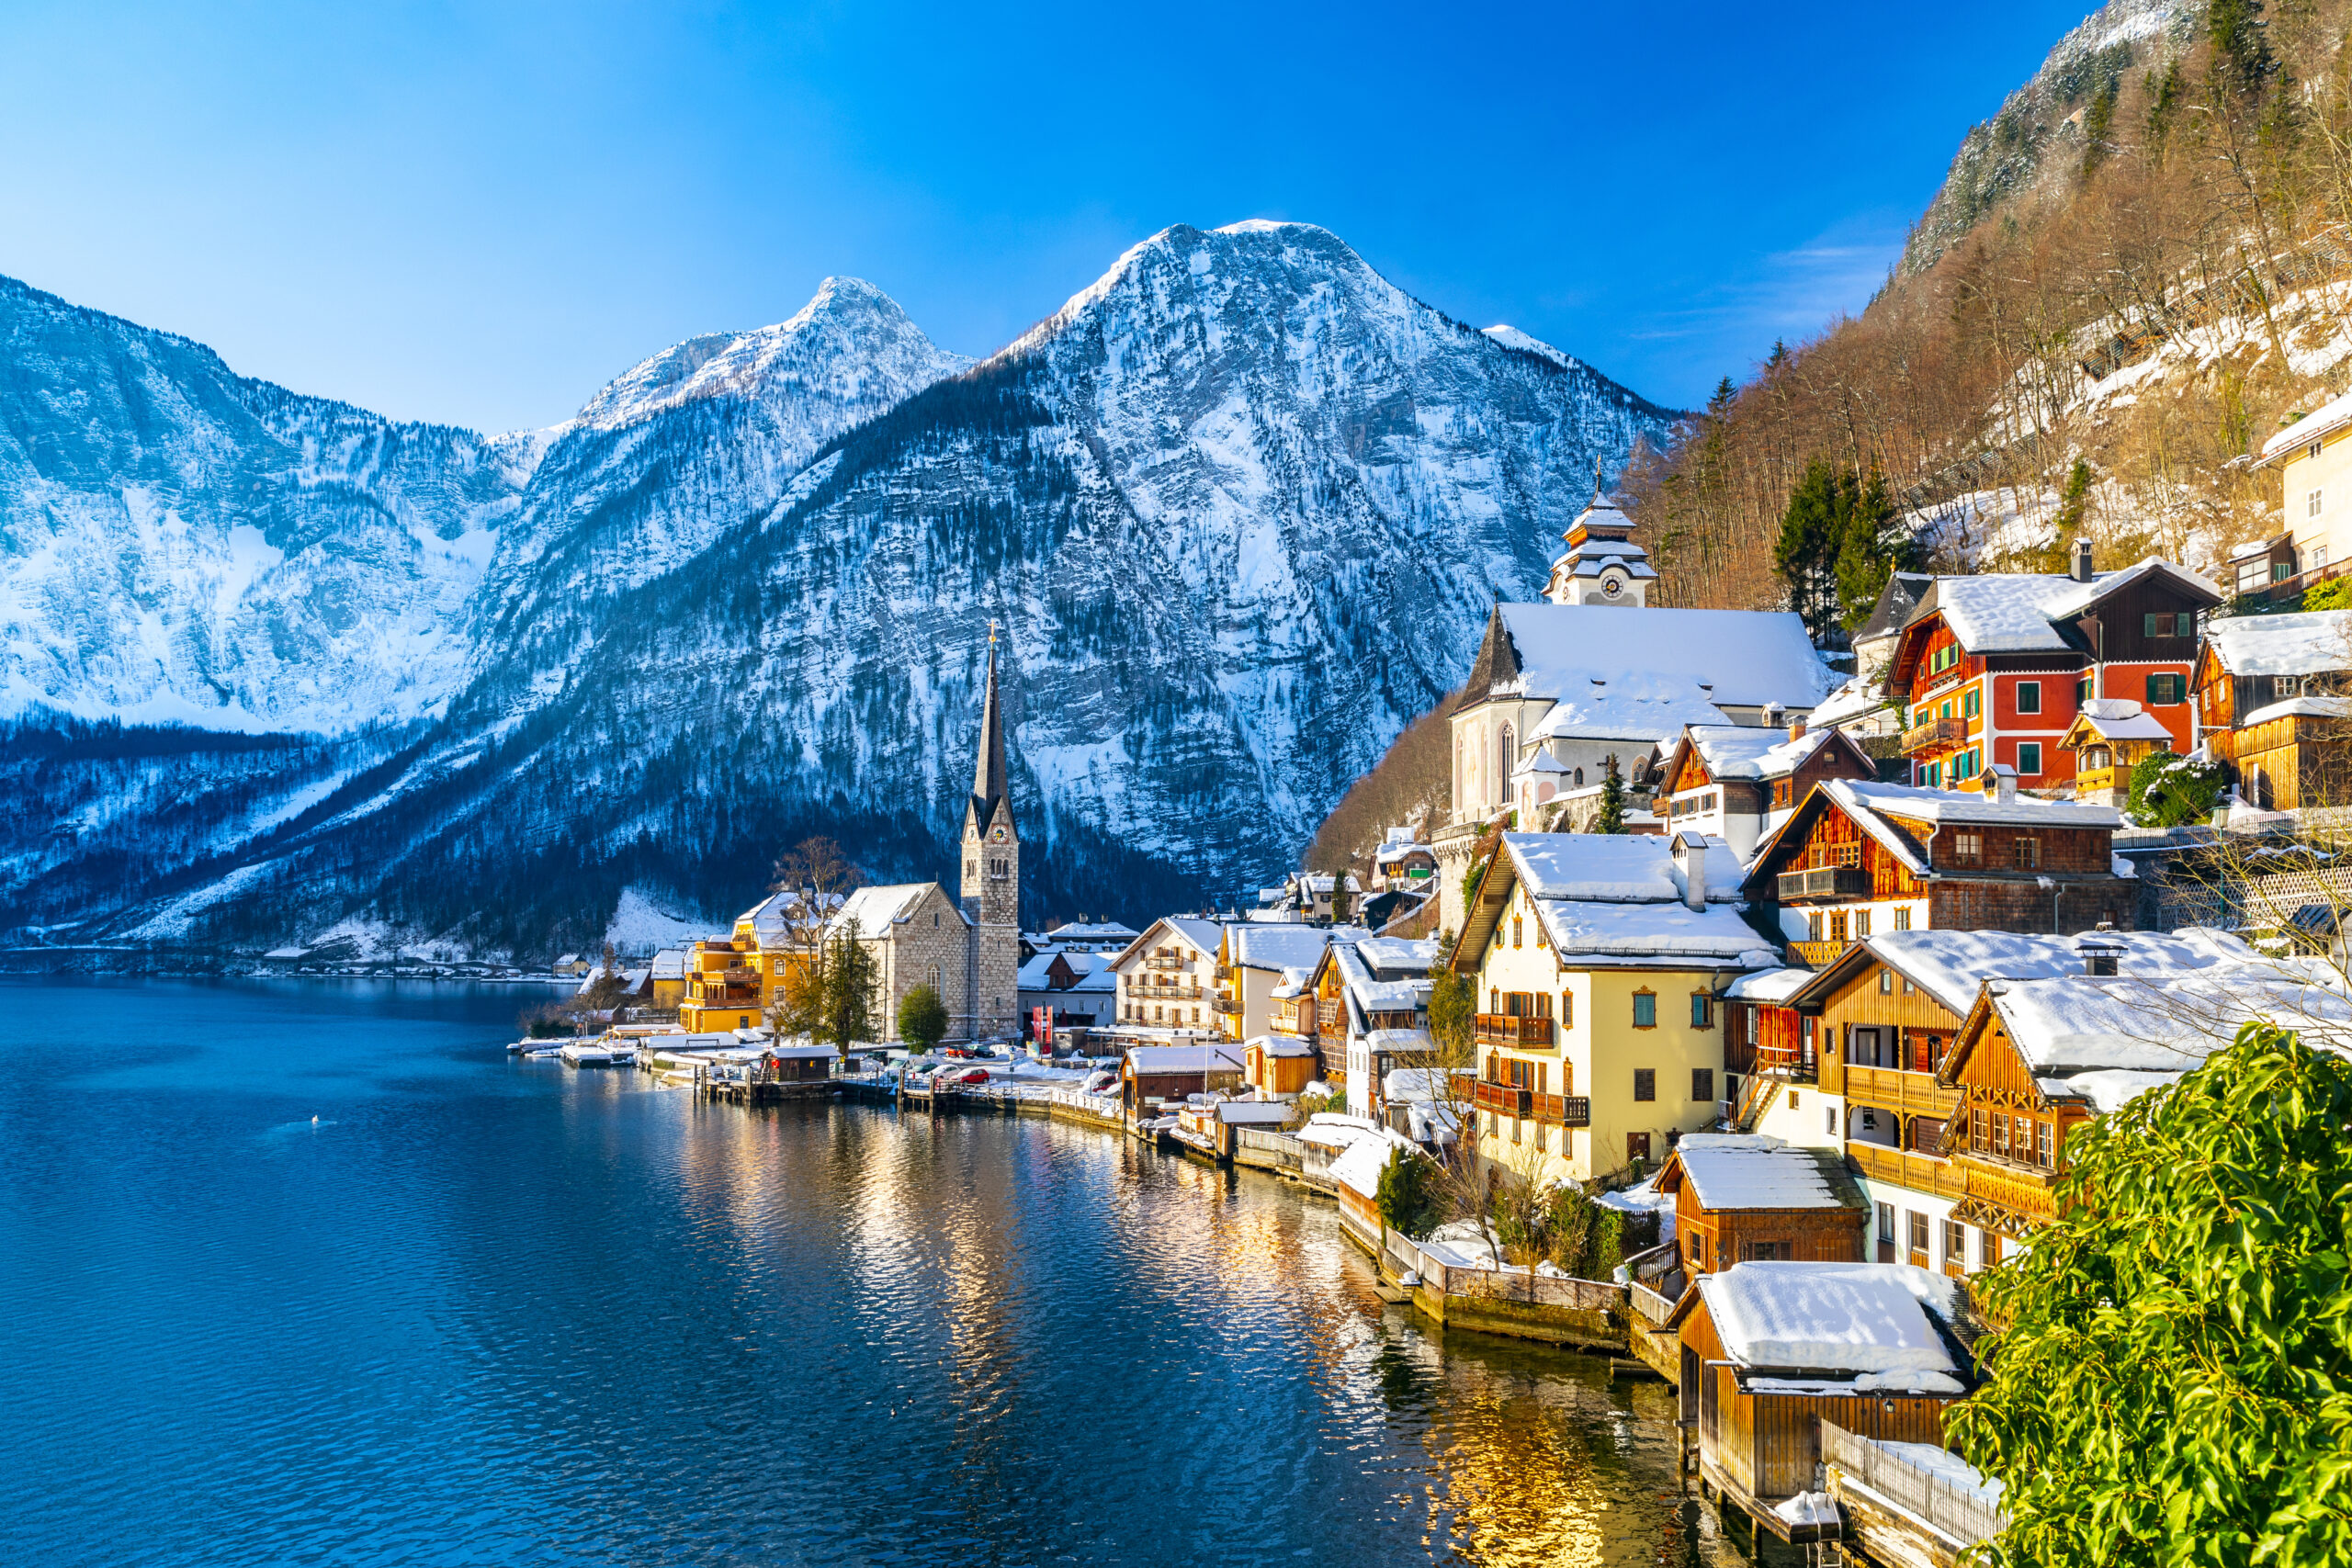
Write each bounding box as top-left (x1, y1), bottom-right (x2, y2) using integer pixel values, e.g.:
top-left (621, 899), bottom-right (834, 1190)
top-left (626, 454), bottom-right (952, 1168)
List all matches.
top-left (0, 276), bottom-right (532, 731)
top-left (464, 276), bottom-right (973, 700)
top-left (176, 221), bottom-right (1680, 946)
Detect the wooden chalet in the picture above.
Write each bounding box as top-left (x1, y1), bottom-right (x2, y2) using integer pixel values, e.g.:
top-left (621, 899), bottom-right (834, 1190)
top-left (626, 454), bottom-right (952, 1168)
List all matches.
top-left (2195, 609), bottom-right (2352, 810)
top-left (1657, 717), bottom-right (1879, 864)
top-left (1123, 1043), bottom-right (1246, 1110)
top-left (1885, 554), bottom-right (2220, 792)
top-left (1671, 1262), bottom-right (1974, 1545)
top-left (1741, 773), bottom-right (2128, 968)
top-left (1656, 1134), bottom-right (1864, 1284)
top-left (2056, 698), bottom-right (2176, 807)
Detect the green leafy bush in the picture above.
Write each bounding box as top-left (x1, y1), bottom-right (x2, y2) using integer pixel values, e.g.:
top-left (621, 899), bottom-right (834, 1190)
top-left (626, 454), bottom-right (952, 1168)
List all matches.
top-left (1950, 1024), bottom-right (2352, 1565)
top-left (2125, 750), bottom-right (2226, 827)
top-left (1375, 1147), bottom-right (1445, 1239)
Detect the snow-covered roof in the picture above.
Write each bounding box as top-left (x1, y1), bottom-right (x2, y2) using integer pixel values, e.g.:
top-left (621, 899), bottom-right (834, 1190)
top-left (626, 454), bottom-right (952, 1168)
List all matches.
top-left (1047, 920), bottom-right (1141, 942)
top-left (1724, 966), bottom-right (1813, 1003)
top-left (1694, 1262), bottom-right (1964, 1387)
top-left (2067, 697), bottom-right (2176, 743)
top-left (1533, 899), bottom-right (1780, 969)
top-left (1920, 573), bottom-right (2094, 653)
top-left (2038, 558), bottom-right (2222, 622)
top-left (1801, 780), bottom-right (2120, 877)
top-left (1125, 1044), bottom-right (1248, 1074)
top-left (649, 948), bottom-right (686, 979)
top-left (1111, 917), bottom-right (1224, 968)
top-left (830, 884), bottom-right (950, 934)
top-left (2261, 386), bottom-right (2352, 461)
top-left (1213, 1100), bottom-right (1294, 1124)
top-left (1504, 831), bottom-right (1736, 904)
top-left (1328, 1128), bottom-right (1422, 1200)
top-left (1247, 1032), bottom-right (1318, 1058)
top-left (1383, 1065), bottom-right (1447, 1100)
top-left (1296, 1112), bottom-right (1384, 1150)
top-left (1351, 977), bottom-right (1429, 1012)
top-left (2055, 1066), bottom-right (2186, 1114)
top-left (1845, 927), bottom-right (2254, 1017)
top-left (1366, 1028), bottom-right (1436, 1055)
top-left (1679, 724), bottom-right (1835, 783)
top-left (1355, 937), bottom-right (1438, 973)
top-left (1807, 676), bottom-right (1887, 729)
top-left (1492, 604), bottom-right (1838, 745)
top-left (1984, 965), bottom-right (2352, 1076)
top-left (2204, 609), bottom-right (2352, 677)
top-left (2242, 694), bottom-right (2352, 726)
top-left (1667, 1134), bottom-right (1860, 1212)
top-left (1231, 923), bottom-right (1363, 972)
top-left (1374, 838), bottom-right (1432, 864)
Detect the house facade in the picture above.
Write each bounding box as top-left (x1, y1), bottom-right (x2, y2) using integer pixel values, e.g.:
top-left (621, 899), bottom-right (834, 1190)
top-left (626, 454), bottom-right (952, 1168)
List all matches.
top-left (1885, 555), bottom-right (2221, 793)
top-left (1740, 773), bottom-right (2128, 968)
top-left (1106, 917), bottom-right (1223, 1038)
top-left (1449, 831), bottom-right (1780, 1184)
top-left (1657, 717), bottom-right (1877, 866)
top-left (1656, 1134), bottom-right (1865, 1280)
top-left (2254, 389), bottom-right (2352, 595)
top-left (2194, 608), bottom-right (2352, 809)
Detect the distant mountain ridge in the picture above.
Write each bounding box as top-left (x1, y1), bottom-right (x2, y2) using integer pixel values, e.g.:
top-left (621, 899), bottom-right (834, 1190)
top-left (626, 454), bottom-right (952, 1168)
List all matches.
top-left (0, 224), bottom-right (1676, 955)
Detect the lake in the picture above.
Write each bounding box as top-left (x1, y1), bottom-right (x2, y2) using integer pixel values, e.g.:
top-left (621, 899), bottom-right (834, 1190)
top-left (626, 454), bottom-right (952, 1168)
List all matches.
top-left (0, 977), bottom-right (1766, 1566)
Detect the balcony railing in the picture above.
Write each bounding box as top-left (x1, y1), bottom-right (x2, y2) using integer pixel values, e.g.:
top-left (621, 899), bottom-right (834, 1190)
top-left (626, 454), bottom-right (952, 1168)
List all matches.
top-left (1145, 954), bottom-right (1189, 971)
top-left (1473, 1013), bottom-right (1555, 1046)
top-left (1774, 865), bottom-right (1871, 903)
top-left (1210, 995), bottom-right (1242, 1016)
top-left (689, 983), bottom-right (761, 1005)
top-left (1473, 1080), bottom-right (1531, 1116)
top-left (1212, 964), bottom-right (1232, 982)
top-left (1787, 939), bottom-right (1851, 966)
top-left (1317, 998), bottom-right (1340, 1029)
top-left (1843, 1065), bottom-right (1961, 1118)
top-left (1531, 1093), bottom-right (1590, 1128)
top-left (1901, 716), bottom-right (1968, 756)
top-left (1848, 1141), bottom-right (1967, 1200)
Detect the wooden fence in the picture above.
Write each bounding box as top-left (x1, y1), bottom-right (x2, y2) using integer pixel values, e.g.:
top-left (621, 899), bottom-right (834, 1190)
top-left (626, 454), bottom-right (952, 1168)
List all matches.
top-left (1381, 1229), bottom-right (1627, 1315)
top-left (1821, 1421), bottom-right (2006, 1547)
top-left (1233, 1127), bottom-right (1305, 1173)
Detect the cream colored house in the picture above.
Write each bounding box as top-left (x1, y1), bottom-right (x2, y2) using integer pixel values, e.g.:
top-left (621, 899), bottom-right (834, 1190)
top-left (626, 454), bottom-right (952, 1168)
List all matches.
top-left (2256, 389), bottom-right (2352, 592)
top-left (1105, 917), bottom-right (1222, 1038)
top-left (1449, 830), bottom-right (1781, 1186)
top-left (1216, 922), bottom-right (1365, 1043)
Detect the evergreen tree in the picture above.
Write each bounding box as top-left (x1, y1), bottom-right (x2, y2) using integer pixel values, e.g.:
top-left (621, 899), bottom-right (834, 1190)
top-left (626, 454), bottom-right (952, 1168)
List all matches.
top-left (1596, 754), bottom-right (1628, 834)
top-left (1833, 465), bottom-right (1919, 631)
top-left (896, 984), bottom-right (948, 1053)
top-left (819, 917), bottom-right (877, 1057)
top-left (1774, 456), bottom-right (1851, 642)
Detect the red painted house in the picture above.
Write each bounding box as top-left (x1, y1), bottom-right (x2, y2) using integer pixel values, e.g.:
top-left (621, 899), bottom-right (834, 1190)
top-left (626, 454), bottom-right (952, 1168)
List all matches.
top-left (1884, 549), bottom-right (2222, 794)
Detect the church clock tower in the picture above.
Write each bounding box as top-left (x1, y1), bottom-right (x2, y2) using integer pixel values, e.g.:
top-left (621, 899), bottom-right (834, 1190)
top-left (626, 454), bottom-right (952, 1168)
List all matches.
top-left (960, 624), bottom-right (1020, 1040)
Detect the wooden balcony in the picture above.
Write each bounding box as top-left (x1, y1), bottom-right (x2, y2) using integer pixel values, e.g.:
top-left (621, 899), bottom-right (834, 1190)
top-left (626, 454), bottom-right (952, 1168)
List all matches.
top-left (1473, 1080), bottom-right (1531, 1116)
top-left (1956, 1152), bottom-right (2062, 1227)
top-left (1787, 939), bottom-right (1851, 966)
top-left (1144, 954), bottom-right (1190, 971)
top-left (1843, 1065), bottom-right (1962, 1122)
top-left (1210, 994), bottom-right (1242, 1016)
top-left (1775, 865), bottom-right (1871, 903)
top-left (1901, 716), bottom-right (1968, 756)
top-left (1531, 1093), bottom-right (1590, 1128)
top-left (1474, 1013), bottom-right (1554, 1046)
top-left (1317, 998), bottom-right (1340, 1030)
top-left (688, 983), bottom-right (761, 1006)
top-left (1848, 1142), bottom-right (1967, 1200)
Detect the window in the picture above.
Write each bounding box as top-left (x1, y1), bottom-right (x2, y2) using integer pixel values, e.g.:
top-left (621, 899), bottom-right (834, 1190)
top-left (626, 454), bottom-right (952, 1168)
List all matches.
top-left (1690, 992), bottom-right (1714, 1030)
top-left (2037, 1119), bottom-right (2054, 1168)
top-left (1951, 831), bottom-right (1984, 865)
top-left (1773, 779), bottom-right (1791, 808)
top-left (1512, 917), bottom-right (1521, 949)
top-left (1741, 1240), bottom-right (1792, 1262)
top-left (1632, 991), bottom-right (1657, 1029)
top-left (2312, 489), bottom-right (2326, 519)
top-left (1939, 699), bottom-right (1954, 722)
top-left (1855, 908), bottom-right (1872, 938)
top-left (1690, 1232), bottom-right (1706, 1266)
top-left (1806, 911), bottom-right (1824, 941)
top-left (2313, 438), bottom-right (2326, 460)
top-left (1560, 991), bottom-right (1572, 1027)
top-left (1963, 688), bottom-right (1981, 719)
top-left (2077, 675), bottom-right (2093, 705)
top-left (1877, 1202), bottom-right (1895, 1244)
top-left (2276, 560), bottom-right (2294, 583)
top-left (1908, 1212), bottom-right (1928, 1255)
top-left (1824, 1105), bottom-right (1835, 1134)
top-left (1626, 1133), bottom-right (1652, 1164)
top-left (1945, 1218), bottom-right (1966, 1264)
top-left (1835, 841), bottom-right (1860, 867)
top-left (1828, 910), bottom-right (1849, 942)
top-left (2018, 741), bottom-right (2042, 776)
top-left (2016, 680), bottom-right (2041, 714)
top-left (1879, 966), bottom-right (1894, 994)
top-left (2239, 561), bottom-right (2267, 593)
top-left (2146, 671), bottom-right (2185, 705)
top-left (2143, 611), bottom-right (2188, 637)
top-left (1894, 907), bottom-right (1912, 931)
top-left (1692, 1068), bottom-right (1714, 1101)
top-left (2276, 674), bottom-right (2299, 699)
top-left (1633, 1067), bottom-right (1657, 1101)
top-left (1984, 1233), bottom-right (2003, 1266)
top-left (2317, 545), bottom-right (2332, 570)
top-left (2013, 837), bottom-right (2040, 870)
top-left (1973, 1107), bottom-right (1989, 1150)
top-left (1993, 1111), bottom-right (2011, 1157)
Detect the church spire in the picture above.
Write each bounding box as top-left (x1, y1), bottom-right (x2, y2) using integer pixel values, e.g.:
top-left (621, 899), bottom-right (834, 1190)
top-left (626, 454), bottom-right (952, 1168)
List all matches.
top-left (969, 620), bottom-right (1008, 828)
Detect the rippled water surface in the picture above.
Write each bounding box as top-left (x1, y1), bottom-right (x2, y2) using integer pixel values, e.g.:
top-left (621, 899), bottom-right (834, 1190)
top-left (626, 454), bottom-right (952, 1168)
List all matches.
top-left (0, 978), bottom-right (1769, 1566)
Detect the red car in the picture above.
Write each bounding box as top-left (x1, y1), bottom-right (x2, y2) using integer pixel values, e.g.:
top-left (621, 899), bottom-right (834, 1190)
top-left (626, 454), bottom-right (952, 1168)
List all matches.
top-left (951, 1067), bottom-right (992, 1085)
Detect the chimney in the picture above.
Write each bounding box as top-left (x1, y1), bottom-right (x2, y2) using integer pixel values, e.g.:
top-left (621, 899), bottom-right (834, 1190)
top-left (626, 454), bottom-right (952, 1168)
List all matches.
top-left (2076, 920), bottom-right (2124, 976)
top-left (1679, 831), bottom-right (1707, 910)
top-left (1788, 712), bottom-right (1807, 742)
top-left (1983, 762), bottom-right (2018, 804)
top-left (2070, 538), bottom-right (2094, 583)
top-left (1764, 701), bottom-right (1785, 731)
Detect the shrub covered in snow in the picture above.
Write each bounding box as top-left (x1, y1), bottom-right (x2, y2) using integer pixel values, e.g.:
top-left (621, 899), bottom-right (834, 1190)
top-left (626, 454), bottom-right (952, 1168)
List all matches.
top-left (2125, 749), bottom-right (2225, 827)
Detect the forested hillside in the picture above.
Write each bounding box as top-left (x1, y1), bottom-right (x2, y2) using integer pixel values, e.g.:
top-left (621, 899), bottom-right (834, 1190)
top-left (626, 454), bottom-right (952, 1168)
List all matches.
top-left (1628, 0), bottom-right (2352, 604)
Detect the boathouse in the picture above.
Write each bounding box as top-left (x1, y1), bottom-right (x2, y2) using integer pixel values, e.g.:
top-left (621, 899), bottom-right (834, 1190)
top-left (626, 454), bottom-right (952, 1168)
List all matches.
top-left (1655, 1134), bottom-right (1865, 1280)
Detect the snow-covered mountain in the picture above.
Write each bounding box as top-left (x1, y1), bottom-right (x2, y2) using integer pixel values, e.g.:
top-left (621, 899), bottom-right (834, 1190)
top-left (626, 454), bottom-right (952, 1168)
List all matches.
top-left (0, 224), bottom-right (1677, 953)
top-left (0, 275), bottom-right (536, 732)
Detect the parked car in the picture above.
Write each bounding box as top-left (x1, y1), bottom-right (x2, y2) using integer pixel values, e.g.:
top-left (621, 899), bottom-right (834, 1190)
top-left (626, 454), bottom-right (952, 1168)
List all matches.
top-left (951, 1066), bottom-right (991, 1085)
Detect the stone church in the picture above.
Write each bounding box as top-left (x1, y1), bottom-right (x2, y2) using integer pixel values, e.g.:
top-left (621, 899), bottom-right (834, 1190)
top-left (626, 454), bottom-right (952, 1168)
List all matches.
top-left (835, 631), bottom-right (1022, 1043)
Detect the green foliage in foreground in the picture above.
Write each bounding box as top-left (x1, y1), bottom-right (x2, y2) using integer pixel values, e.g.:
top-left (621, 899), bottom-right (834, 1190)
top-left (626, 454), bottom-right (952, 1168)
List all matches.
top-left (896, 984), bottom-right (948, 1053)
top-left (1376, 1148), bottom-right (1444, 1240)
top-left (1950, 1024), bottom-right (2352, 1566)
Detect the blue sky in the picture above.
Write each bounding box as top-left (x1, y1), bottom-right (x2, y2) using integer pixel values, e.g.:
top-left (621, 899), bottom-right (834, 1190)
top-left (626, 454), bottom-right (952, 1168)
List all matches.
top-left (0, 1), bottom-right (2096, 433)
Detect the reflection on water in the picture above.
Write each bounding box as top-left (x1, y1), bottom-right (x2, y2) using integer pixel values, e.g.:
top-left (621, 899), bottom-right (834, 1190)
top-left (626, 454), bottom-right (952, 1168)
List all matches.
top-left (0, 976), bottom-right (1786, 1567)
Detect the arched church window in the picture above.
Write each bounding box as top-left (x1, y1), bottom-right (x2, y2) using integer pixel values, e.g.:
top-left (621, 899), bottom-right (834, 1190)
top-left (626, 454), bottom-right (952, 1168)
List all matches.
top-left (1498, 725), bottom-right (1515, 805)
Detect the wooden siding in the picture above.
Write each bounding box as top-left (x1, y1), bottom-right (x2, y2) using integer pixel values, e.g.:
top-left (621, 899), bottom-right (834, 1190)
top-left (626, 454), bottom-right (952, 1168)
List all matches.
top-left (1675, 1184), bottom-right (1863, 1274)
top-left (1775, 807), bottom-right (1917, 900)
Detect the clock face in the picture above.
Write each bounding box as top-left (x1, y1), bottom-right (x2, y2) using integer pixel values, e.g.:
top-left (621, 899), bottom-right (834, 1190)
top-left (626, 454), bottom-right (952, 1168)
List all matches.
top-left (991, 827), bottom-right (1006, 842)
top-left (1601, 576), bottom-right (1622, 599)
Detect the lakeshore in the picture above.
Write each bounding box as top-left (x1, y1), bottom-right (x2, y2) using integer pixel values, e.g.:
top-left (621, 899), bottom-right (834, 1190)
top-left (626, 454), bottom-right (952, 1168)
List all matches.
top-left (0, 976), bottom-right (1767, 1568)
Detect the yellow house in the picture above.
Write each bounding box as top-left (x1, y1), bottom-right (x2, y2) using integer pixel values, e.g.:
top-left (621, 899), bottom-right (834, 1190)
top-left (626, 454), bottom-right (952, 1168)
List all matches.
top-left (2057, 697), bottom-right (2176, 807)
top-left (1450, 830), bottom-right (1782, 1185)
top-left (2256, 389), bottom-right (2352, 595)
top-left (647, 947), bottom-right (688, 1010)
top-left (678, 937), bottom-right (766, 1033)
